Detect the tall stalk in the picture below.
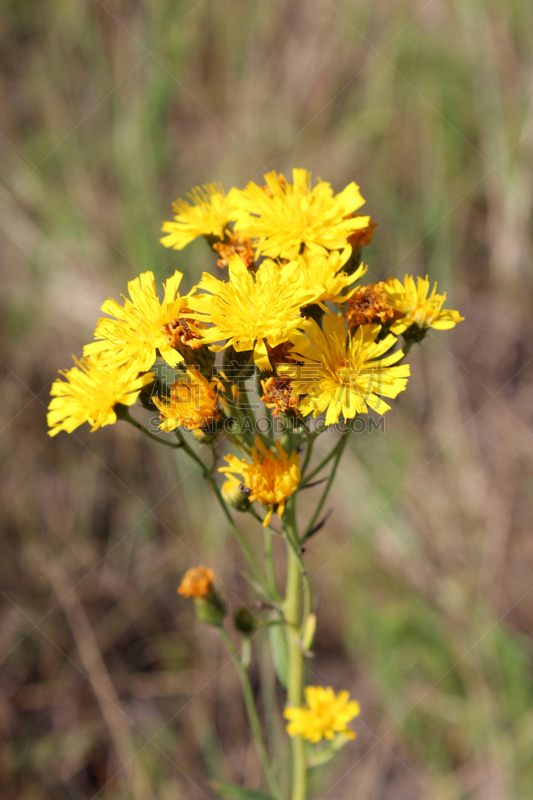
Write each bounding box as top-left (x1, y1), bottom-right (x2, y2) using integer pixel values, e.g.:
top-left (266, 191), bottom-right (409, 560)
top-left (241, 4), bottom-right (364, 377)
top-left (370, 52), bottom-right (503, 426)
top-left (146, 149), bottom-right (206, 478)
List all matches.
top-left (283, 498), bottom-right (308, 800)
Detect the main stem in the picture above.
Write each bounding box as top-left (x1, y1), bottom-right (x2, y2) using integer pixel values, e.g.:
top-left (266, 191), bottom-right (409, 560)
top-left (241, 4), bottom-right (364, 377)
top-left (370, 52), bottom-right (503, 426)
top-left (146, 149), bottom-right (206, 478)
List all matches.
top-left (283, 501), bottom-right (307, 800)
top-left (220, 629), bottom-right (282, 800)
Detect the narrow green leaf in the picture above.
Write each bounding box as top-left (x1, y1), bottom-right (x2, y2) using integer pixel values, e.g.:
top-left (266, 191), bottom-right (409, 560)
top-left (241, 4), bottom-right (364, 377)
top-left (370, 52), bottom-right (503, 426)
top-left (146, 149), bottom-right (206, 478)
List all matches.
top-left (268, 626), bottom-right (288, 688)
top-left (211, 782), bottom-right (274, 800)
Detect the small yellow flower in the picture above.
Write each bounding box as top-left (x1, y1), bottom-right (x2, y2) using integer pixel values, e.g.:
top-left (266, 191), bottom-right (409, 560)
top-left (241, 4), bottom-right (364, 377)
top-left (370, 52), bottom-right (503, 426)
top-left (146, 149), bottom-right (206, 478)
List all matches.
top-left (178, 565), bottom-right (215, 598)
top-left (233, 168), bottom-right (370, 260)
top-left (84, 271), bottom-right (197, 372)
top-left (154, 369), bottom-right (221, 432)
top-left (48, 356), bottom-right (153, 436)
top-left (280, 315), bottom-right (410, 425)
top-left (219, 438), bottom-right (300, 526)
top-left (288, 249), bottom-right (367, 305)
top-left (160, 184), bottom-right (241, 251)
top-left (284, 686), bottom-right (360, 743)
top-left (188, 254), bottom-right (320, 371)
top-left (384, 275), bottom-right (464, 335)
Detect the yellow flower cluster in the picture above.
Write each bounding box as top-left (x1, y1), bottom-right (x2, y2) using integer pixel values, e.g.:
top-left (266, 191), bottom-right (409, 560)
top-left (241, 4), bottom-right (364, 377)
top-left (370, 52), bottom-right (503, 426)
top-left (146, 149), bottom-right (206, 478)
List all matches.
top-left (47, 168), bottom-right (464, 773)
top-left (284, 686), bottom-right (360, 743)
top-left (48, 168), bottom-right (462, 440)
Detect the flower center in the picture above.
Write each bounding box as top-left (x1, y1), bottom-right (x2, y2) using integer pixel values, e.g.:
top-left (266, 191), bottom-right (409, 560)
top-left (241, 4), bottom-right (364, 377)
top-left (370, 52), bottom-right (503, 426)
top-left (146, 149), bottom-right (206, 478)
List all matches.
top-left (411, 300), bottom-right (435, 327)
top-left (334, 359), bottom-right (356, 385)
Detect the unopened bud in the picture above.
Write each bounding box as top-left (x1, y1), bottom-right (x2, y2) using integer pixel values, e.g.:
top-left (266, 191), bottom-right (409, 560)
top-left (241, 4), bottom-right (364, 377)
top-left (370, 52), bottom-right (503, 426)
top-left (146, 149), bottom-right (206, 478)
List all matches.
top-left (192, 426), bottom-right (219, 444)
top-left (233, 607), bottom-right (256, 636)
top-left (178, 565), bottom-right (226, 626)
top-left (221, 480), bottom-right (251, 512)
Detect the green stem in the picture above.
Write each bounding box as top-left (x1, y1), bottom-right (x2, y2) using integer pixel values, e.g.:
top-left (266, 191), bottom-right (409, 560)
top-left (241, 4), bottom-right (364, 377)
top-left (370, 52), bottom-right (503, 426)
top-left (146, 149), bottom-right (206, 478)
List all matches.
top-left (263, 527), bottom-right (276, 594)
top-left (118, 408), bottom-right (183, 448)
top-left (219, 629), bottom-right (282, 800)
top-left (300, 430), bottom-right (348, 487)
top-left (303, 432), bottom-right (349, 540)
top-left (299, 434), bottom-right (315, 482)
top-left (175, 430), bottom-right (276, 600)
top-left (224, 428), bottom-right (252, 456)
top-left (283, 499), bottom-right (307, 800)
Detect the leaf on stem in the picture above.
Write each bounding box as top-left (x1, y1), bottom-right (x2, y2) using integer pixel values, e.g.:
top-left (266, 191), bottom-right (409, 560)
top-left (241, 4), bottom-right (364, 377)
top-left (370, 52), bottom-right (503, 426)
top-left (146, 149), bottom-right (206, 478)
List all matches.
top-left (299, 477), bottom-right (328, 490)
top-left (303, 508), bottom-right (333, 541)
top-left (268, 626), bottom-right (288, 688)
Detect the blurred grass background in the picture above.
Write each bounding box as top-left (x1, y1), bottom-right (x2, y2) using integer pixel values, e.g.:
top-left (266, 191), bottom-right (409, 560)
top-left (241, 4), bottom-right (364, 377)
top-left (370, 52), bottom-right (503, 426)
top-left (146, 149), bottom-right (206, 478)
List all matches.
top-left (1, 0), bottom-right (533, 798)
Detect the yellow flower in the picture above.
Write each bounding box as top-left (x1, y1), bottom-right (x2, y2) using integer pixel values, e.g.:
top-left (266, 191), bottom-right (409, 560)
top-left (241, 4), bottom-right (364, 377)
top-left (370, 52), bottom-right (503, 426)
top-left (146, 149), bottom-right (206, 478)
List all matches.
top-left (154, 369), bottom-right (221, 432)
top-left (280, 315), bottom-right (410, 425)
top-left (384, 275), bottom-right (464, 335)
top-left (219, 438), bottom-right (300, 526)
top-left (160, 184), bottom-right (241, 251)
top-left (284, 686), bottom-right (360, 743)
top-left (84, 271), bottom-right (197, 371)
top-left (48, 356), bottom-right (153, 437)
top-left (188, 254), bottom-right (320, 371)
top-left (289, 249), bottom-right (367, 305)
top-left (233, 168), bottom-right (370, 259)
top-left (178, 565), bottom-right (216, 598)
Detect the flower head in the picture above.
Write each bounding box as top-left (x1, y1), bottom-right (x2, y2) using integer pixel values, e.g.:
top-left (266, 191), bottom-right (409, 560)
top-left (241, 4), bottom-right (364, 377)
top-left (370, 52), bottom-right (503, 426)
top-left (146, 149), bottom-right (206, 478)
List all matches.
top-left (213, 229), bottom-right (256, 270)
top-left (188, 254), bottom-right (320, 371)
top-left (160, 315), bottom-right (205, 351)
top-left (219, 438), bottom-right (300, 526)
top-left (160, 184), bottom-right (241, 251)
top-left (178, 565), bottom-right (215, 598)
top-left (284, 686), bottom-right (360, 743)
top-left (261, 376), bottom-right (300, 417)
top-left (341, 281), bottom-right (395, 328)
top-left (286, 249), bottom-right (367, 306)
top-left (280, 315), bottom-right (410, 425)
top-left (154, 369), bottom-right (221, 432)
top-left (84, 271), bottom-right (198, 372)
top-left (48, 356), bottom-right (153, 437)
top-left (384, 275), bottom-right (464, 334)
top-left (233, 169), bottom-right (370, 260)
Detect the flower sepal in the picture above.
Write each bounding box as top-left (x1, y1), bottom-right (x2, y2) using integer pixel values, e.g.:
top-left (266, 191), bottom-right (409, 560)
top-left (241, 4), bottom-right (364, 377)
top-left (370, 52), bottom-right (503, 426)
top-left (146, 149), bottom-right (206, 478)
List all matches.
top-left (113, 401), bottom-right (136, 421)
top-left (306, 732), bottom-right (354, 768)
top-left (192, 426), bottom-right (220, 445)
top-left (178, 566), bottom-right (225, 626)
top-left (401, 322), bottom-right (428, 346)
top-left (178, 343), bottom-right (217, 377)
top-left (194, 592), bottom-right (226, 627)
top-left (301, 302), bottom-right (325, 327)
top-left (222, 480), bottom-right (252, 512)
